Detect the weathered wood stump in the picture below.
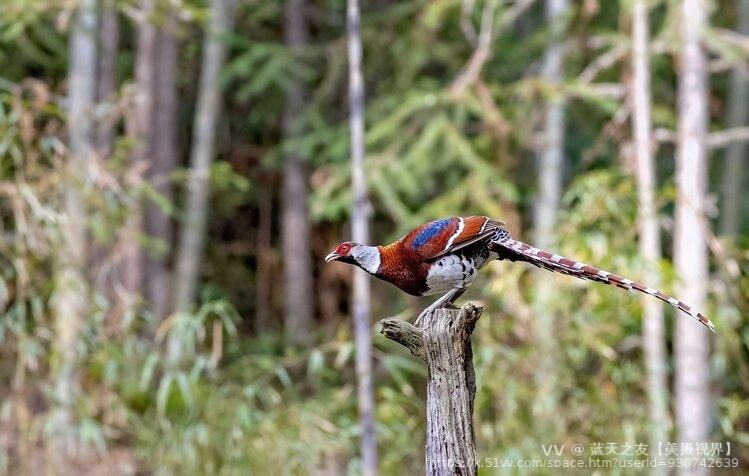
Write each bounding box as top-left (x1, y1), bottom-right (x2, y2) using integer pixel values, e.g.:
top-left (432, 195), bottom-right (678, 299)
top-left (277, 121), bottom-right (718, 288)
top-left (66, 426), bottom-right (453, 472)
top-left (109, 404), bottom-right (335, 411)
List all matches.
top-left (380, 303), bottom-right (483, 476)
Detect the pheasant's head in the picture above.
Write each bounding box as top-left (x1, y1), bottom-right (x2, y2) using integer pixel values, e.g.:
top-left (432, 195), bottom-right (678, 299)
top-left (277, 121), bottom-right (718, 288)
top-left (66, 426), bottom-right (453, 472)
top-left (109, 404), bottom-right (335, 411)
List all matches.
top-left (325, 242), bottom-right (381, 274)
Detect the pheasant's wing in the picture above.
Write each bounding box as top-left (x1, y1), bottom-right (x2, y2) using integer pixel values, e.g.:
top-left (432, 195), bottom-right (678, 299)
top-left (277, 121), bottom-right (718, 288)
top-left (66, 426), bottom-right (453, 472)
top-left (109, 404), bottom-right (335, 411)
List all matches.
top-left (400, 216), bottom-right (505, 261)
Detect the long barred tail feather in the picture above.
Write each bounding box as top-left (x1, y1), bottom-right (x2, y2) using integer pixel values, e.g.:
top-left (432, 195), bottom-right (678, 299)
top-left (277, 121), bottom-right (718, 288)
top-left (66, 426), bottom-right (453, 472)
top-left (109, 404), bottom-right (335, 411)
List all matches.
top-left (490, 233), bottom-right (716, 334)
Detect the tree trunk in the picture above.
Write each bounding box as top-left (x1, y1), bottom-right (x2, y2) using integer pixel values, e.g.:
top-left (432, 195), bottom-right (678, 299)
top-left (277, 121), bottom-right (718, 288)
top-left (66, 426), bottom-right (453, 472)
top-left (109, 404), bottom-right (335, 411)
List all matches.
top-left (630, 0), bottom-right (669, 466)
top-left (171, 0), bottom-right (234, 361)
top-left (255, 174), bottom-right (273, 332)
top-left (95, 0), bottom-right (118, 158)
top-left (144, 9), bottom-right (179, 320)
top-left (674, 0), bottom-right (711, 473)
top-left (381, 304), bottom-right (482, 476)
top-left (347, 0), bottom-right (378, 473)
top-left (719, 0), bottom-right (749, 236)
top-left (90, 0), bottom-right (118, 291)
top-left (51, 0), bottom-right (97, 460)
top-left (532, 0), bottom-right (567, 425)
top-left (125, 0), bottom-right (159, 296)
top-left (282, 0), bottom-right (314, 346)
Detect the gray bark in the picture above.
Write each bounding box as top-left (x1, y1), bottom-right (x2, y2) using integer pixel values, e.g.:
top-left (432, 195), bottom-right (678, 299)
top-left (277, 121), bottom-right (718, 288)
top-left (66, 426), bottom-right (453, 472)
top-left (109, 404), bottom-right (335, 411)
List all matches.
top-left (144, 9), bottom-right (179, 320)
top-left (381, 304), bottom-right (483, 476)
top-left (347, 0), bottom-right (378, 473)
top-left (282, 0), bottom-right (314, 346)
top-left (720, 0), bottom-right (749, 236)
top-left (675, 0), bottom-right (712, 474)
top-left (125, 0), bottom-right (159, 295)
top-left (95, 0), bottom-right (118, 158)
top-left (630, 0), bottom-right (669, 465)
top-left (52, 0), bottom-right (97, 458)
top-left (533, 0), bottom-right (567, 424)
top-left (171, 0), bottom-right (234, 360)
top-left (90, 0), bottom-right (118, 287)
top-left (534, 0), bottom-right (568, 249)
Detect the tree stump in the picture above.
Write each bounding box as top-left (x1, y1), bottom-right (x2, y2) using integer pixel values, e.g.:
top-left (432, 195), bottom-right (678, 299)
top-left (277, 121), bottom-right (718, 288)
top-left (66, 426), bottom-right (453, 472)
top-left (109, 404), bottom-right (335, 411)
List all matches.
top-left (380, 303), bottom-right (483, 476)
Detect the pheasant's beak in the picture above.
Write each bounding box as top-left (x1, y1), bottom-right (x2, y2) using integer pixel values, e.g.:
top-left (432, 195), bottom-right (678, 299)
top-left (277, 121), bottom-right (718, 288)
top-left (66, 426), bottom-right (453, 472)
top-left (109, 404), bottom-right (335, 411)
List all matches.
top-left (325, 252), bottom-right (341, 263)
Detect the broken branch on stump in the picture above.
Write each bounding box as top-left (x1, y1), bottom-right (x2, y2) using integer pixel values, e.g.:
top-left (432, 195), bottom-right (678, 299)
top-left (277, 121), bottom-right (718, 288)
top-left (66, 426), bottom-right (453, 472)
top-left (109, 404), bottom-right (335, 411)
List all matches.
top-left (380, 303), bottom-right (483, 476)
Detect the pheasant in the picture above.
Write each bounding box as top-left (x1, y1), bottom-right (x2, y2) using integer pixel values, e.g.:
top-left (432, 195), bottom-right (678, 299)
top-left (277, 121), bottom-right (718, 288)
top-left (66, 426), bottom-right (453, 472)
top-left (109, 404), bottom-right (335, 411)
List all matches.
top-left (325, 215), bottom-right (716, 332)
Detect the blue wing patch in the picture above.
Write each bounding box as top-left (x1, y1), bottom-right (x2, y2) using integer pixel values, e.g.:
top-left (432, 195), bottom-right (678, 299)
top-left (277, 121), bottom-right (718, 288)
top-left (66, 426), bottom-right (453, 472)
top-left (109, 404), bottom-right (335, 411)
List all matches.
top-left (411, 218), bottom-right (452, 249)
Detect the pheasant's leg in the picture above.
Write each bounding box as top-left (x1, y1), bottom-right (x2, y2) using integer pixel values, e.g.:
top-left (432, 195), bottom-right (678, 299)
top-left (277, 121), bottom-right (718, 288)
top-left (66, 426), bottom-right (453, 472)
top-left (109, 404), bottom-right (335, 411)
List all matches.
top-left (442, 287), bottom-right (467, 310)
top-left (415, 288), bottom-right (461, 327)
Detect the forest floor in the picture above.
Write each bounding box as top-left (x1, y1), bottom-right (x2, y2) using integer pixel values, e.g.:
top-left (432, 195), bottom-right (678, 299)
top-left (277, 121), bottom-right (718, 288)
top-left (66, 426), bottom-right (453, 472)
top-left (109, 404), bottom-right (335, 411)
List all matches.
top-left (0, 391), bottom-right (138, 475)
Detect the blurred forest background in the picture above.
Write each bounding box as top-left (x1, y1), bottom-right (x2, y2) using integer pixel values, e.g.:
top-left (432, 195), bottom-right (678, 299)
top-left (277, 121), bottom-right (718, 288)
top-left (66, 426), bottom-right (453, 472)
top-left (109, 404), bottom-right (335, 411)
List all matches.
top-left (0, 0), bottom-right (748, 474)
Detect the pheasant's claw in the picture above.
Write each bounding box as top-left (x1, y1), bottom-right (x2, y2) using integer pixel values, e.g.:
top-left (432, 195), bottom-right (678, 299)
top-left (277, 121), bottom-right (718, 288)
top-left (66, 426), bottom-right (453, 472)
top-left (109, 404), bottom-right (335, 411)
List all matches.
top-left (414, 308), bottom-right (430, 328)
top-left (415, 288), bottom-right (461, 327)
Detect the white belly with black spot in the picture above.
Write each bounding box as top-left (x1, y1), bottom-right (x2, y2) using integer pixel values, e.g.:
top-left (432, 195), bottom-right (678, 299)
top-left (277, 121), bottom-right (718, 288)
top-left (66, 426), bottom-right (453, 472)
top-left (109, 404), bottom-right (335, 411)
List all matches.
top-left (424, 253), bottom-right (489, 295)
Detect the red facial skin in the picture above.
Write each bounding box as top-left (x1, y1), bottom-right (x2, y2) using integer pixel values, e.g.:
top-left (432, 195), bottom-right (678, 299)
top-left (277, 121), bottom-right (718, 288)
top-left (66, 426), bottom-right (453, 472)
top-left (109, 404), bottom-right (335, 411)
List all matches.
top-left (325, 242), bottom-right (358, 265)
top-left (334, 242), bottom-right (353, 257)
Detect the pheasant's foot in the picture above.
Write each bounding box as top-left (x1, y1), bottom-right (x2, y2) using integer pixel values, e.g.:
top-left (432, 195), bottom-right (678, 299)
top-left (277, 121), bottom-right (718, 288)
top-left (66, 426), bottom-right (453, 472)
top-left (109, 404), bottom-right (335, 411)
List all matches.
top-left (414, 308), bottom-right (430, 327)
top-left (414, 288), bottom-right (462, 327)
